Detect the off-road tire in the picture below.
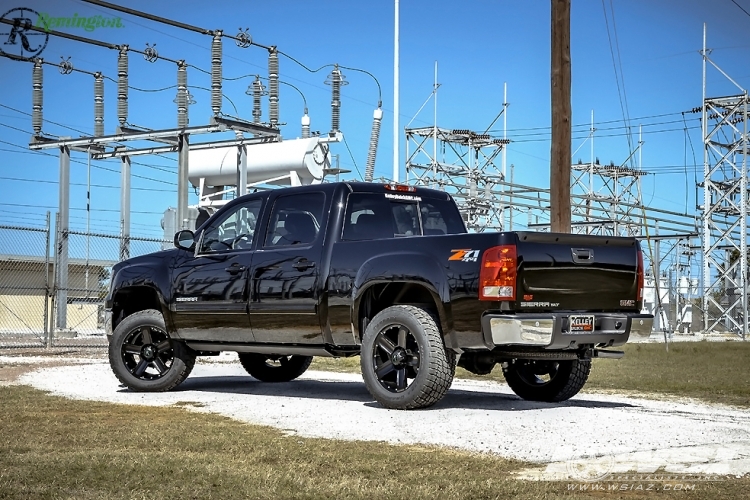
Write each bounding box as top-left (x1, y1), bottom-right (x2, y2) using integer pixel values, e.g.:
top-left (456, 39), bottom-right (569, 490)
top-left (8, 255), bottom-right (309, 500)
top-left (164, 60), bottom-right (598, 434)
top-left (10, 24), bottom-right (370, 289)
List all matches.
top-left (237, 353), bottom-right (313, 382)
top-left (360, 305), bottom-right (456, 410)
top-left (109, 309), bottom-right (195, 392)
top-left (503, 358), bottom-right (591, 402)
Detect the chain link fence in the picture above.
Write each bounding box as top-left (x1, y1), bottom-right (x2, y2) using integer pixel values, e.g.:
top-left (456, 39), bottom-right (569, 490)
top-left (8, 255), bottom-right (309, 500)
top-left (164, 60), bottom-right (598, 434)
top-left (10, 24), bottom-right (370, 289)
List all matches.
top-left (0, 218), bottom-right (51, 348)
top-left (0, 213), bottom-right (169, 349)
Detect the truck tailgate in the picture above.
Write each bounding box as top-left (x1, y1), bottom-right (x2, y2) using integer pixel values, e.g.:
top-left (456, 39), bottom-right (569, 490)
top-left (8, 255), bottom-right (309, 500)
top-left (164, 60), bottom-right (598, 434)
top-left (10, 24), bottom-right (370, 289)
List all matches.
top-left (514, 231), bottom-right (639, 311)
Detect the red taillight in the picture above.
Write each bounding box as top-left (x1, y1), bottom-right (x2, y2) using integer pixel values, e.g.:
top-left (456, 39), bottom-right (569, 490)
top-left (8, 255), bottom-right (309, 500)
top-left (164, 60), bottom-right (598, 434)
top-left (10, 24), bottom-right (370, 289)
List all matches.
top-left (384, 184), bottom-right (416, 192)
top-left (479, 245), bottom-right (517, 301)
top-left (636, 245), bottom-right (644, 302)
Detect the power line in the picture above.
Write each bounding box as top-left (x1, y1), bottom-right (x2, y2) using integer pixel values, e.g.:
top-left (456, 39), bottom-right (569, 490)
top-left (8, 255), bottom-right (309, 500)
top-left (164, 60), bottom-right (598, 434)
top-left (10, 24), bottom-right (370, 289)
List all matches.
top-left (72, 0), bottom-right (383, 114)
top-left (507, 124), bottom-right (701, 143)
top-left (502, 118), bottom-right (694, 140)
top-left (730, 0), bottom-right (750, 18)
top-left (0, 176), bottom-right (174, 193)
top-left (0, 139), bottom-right (176, 185)
top-left (0, 201), bottom-right (163, 215)
top-left (602, 0), bottom-right (635, 166)
top-left (488, 111), bottom-right (688, 134)
top-left (0, 102), bottom-right (178, 164)
top-left (341, 134), bottom-right (363, 180)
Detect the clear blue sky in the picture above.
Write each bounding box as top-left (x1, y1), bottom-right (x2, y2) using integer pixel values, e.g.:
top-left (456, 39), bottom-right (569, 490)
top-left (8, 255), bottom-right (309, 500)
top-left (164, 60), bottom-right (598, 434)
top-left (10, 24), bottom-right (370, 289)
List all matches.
top-left (1, 0), bottom-right (750, 239)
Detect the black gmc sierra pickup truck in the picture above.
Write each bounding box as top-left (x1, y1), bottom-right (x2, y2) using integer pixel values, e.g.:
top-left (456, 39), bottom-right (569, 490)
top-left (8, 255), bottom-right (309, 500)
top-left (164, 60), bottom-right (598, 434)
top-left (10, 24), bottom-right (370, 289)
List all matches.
top-left (105, 182), bottom-right (653, 409)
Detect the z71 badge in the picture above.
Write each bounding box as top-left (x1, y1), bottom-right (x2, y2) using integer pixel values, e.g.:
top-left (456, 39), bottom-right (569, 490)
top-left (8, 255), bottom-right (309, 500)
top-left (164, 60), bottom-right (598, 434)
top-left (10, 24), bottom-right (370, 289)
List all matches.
top-left (449, 249), bottom-right (480, 262)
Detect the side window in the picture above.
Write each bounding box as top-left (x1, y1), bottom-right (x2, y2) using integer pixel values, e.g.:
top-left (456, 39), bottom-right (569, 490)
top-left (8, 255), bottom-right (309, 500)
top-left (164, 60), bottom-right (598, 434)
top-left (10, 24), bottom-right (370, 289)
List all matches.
top-left (200, 199), bottom-right (262, 253)
top-left (264, 192), bottom-right (325, 247)
top-left (342, 193), bottom-right (395, 241)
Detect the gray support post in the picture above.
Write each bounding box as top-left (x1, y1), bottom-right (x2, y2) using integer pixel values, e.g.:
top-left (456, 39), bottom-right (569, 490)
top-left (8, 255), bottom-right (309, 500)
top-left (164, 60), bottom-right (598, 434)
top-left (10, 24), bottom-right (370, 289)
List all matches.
top-left (177, 134), bottom-right (190, 229)
top-left (509, 164), bottom-right (514, 231)
top-left (55, 146), bottom-right (70, 331)
top-left (667, 266), bottom-right (677, 338)
top-left (653, 238), bottom-right (661, 332)
top-left (120, 153), bottom-right (131, 260)
top-left (742, 98), bottom-right (748, 341)
top-left (238, 143), bottom-right (247, 197)
top-left (50, 212), bottom-right (59, 345)
top-left (43, 211), bottom-right (50, 347)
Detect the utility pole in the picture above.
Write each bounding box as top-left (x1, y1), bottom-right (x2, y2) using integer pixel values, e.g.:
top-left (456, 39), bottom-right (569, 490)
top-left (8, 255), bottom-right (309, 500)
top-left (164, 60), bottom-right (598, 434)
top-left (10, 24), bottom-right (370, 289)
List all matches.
top-left (550, 0), bottom-right (572, 233)
top-left (393, 0), bottom-right (400, 183)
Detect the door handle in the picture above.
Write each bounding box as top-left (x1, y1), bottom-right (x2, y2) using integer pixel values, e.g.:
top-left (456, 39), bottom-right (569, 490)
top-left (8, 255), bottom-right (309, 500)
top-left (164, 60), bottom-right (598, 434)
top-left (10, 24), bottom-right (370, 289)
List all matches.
top-left (225, 264), bottom-right (246, 274)
top-left (293, 260), bottom-right (315, 271)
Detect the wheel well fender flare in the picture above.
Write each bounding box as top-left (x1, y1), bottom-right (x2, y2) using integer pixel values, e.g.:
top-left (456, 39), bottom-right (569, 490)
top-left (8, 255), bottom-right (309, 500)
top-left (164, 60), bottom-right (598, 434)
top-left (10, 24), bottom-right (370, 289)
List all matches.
top-left (351, 252), bottom-right (452, 338)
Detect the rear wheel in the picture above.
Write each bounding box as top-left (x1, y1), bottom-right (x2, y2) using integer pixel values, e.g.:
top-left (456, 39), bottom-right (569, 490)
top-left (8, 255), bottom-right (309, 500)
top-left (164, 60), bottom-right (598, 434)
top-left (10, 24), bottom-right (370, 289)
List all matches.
top-left (109, 309), bottom-right (195, 392)
top-left (360, 305), bottom-right (455, 410)
top-left (503, 358), bottom-right (591, 402)
top-left (237, 353), bottom-right (313, 382)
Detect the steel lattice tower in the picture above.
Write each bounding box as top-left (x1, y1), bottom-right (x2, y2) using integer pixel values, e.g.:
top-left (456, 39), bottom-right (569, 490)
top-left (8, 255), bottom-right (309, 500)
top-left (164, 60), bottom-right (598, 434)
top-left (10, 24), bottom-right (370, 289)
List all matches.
top-left (701, 94), bottom-right (749, 336)
top-left (570, 161), bottom-right (647, 237)
top-left (405, 127), bottom-right (509, 232)
top-left (700, 24), bottom-right (749, 339)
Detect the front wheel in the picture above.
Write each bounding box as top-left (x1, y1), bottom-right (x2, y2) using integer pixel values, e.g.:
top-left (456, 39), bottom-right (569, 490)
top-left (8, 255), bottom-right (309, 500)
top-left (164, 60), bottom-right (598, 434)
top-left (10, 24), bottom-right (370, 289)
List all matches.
top-left (503, 358), bottom-right (591, 402)
top-left (360, 305), bottom-right (455, 410)
top-left (238, 353), bottom-right (313, 382)
top-left (109, 309), bottom-right (195, 392)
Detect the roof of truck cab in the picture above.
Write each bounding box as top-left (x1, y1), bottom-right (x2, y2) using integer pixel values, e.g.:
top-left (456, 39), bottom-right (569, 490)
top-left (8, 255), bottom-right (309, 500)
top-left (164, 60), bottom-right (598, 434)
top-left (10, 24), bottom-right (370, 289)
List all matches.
top-left (343, 182), bottom-right (451, 199)
top-left (230, 182), bottom-right (452, 207)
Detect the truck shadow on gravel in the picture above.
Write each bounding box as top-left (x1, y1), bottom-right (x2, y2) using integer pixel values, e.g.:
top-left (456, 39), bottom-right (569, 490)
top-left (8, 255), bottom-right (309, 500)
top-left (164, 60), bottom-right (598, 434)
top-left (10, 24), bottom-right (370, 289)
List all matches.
top-left (174, 376), bottom-right (635, 411)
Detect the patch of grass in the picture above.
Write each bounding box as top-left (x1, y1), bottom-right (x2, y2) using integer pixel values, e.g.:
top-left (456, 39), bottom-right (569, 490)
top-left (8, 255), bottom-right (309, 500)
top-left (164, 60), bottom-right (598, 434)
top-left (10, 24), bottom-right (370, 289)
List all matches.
top-left (585, 342), bottom-right (750, 407)
top-left (313, 342), bottom-right (750, 407)
top-left (311, 356), bottom-right (361, 374)
top-left (0, 385), bottom-right (746, 499)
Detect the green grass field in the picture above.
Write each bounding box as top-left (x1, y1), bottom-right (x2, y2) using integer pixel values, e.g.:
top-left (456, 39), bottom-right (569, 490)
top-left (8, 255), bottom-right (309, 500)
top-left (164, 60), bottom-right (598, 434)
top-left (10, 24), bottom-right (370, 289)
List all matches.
top-left (313, 341), bottom-right (750, 407)
top-left (1, 341), bottom-right (749, 498)
top-left (1, 384), bottom-right (747, 499)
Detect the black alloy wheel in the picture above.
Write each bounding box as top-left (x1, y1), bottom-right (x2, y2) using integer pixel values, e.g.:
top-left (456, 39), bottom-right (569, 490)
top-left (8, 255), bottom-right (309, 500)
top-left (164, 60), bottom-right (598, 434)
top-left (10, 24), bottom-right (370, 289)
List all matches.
top-left (121, 325), bottom-right (174, 381)
top-left (372, 323), bottom-right (420, 393)
top-left (238, 352), bottom-right (313, 382)
top-left (109, 309), bottom-right (195, 392)
top-left (503, 358), bottom-right (591, 402)
top-left (360, 305), bottom-right (455, 410)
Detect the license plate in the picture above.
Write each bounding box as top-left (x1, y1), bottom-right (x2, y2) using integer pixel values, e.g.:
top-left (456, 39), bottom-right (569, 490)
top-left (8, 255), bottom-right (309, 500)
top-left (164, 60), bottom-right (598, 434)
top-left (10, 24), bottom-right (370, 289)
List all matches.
top-left (568, 315), bottom-right (595, 333)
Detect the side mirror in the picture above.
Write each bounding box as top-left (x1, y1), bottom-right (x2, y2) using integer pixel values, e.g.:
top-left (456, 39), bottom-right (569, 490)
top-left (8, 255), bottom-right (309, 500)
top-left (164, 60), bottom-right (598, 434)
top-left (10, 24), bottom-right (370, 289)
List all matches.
top-left (174, 229), bottom-right (196, 251)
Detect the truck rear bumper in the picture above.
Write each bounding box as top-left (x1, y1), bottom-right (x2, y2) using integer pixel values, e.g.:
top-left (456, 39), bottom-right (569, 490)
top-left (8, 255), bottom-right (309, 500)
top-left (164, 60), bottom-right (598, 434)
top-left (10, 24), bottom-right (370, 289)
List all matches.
top-left (480, 312), bottom-right (653, 350)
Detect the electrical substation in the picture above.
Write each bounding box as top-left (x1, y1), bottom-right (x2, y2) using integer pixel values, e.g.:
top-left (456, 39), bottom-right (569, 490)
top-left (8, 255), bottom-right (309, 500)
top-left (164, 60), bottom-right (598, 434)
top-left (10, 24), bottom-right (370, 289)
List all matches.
top-left (0, 2), bottom-right (748, 347)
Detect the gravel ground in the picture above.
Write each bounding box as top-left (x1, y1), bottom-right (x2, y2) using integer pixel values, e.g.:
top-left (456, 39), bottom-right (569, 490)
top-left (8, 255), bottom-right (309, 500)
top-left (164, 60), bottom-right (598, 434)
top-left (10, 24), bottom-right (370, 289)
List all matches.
top-left (10, 352), bottom-right (750, 480)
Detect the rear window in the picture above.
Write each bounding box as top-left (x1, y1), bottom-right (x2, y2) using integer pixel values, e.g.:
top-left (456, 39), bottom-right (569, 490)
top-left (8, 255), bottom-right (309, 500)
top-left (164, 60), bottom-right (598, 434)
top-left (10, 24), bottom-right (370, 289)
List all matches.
top-left (342, 193), bottom-right (466, 241)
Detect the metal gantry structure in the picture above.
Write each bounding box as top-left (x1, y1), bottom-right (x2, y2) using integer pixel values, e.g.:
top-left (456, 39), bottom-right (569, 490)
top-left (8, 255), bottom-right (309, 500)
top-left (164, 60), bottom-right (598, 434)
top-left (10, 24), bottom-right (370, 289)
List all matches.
top-left (700, 25), bottom-right (749, 338)
top-left (570, 161), bottom-right (647, 237)
top-left (0, 9), bottom-right (288, 332)
top-left (405, 126), bottom-right (510, 232)
top-left (1, 0), bottom-right (395, 337)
